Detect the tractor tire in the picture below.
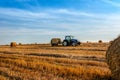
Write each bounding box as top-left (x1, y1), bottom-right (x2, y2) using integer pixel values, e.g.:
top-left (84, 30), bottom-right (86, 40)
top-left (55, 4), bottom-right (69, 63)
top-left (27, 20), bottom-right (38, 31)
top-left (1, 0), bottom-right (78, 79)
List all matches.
top-left (63, 41), bottom-right (68, 46)
top-left (51, 44), bottom-right (54, 46)
top-left (72, 42), bottom-right (77, 46)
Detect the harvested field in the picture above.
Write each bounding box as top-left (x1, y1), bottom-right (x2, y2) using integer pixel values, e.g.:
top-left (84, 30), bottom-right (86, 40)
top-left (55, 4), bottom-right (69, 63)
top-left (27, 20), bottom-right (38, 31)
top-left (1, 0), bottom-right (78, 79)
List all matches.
top-left (0, 43), bottom-right (111, 80)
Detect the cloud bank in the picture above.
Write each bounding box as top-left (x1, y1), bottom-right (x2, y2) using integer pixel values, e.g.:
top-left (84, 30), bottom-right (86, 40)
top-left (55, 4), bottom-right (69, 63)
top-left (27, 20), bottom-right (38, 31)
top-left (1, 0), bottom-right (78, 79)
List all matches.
top-left (0, 0), bottom-right (120, 44)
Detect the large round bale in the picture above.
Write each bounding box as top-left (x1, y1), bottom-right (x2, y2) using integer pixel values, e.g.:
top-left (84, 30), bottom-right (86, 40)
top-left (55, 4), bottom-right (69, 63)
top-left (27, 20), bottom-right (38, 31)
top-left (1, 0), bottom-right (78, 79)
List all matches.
top-left (106, 36), bottom-right (120, 80)
top-left (10, 42), bottom-right (17, 47)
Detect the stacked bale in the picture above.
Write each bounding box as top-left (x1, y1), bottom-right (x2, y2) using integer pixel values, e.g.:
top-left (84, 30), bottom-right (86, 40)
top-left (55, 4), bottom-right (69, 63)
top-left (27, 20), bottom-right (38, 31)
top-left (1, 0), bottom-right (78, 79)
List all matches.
top-left (10, 42), bottom-right (17, 47)
top-left (106, 36), bottom-right (120, 80)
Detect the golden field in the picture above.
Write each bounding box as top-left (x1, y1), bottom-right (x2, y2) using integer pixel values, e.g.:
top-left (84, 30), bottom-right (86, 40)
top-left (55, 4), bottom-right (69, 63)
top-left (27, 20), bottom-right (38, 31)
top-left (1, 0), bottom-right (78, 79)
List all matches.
top-left (0, 43), bottom-right (111, 80)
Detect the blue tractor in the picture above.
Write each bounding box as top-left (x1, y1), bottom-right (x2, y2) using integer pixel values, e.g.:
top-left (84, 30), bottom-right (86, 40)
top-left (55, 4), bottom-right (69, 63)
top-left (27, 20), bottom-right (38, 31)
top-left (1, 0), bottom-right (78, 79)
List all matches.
top-left (62, 36), bottom-right (81, 46)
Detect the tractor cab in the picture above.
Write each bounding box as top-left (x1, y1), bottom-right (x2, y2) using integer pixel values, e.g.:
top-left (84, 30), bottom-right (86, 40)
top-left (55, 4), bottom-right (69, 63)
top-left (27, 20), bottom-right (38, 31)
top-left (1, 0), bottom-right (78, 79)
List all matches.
top-left (65, 36), bottom-right (74, 41)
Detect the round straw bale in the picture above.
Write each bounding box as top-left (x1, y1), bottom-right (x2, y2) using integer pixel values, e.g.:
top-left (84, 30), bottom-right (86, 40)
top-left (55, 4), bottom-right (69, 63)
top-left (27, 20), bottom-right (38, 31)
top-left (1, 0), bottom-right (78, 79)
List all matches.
top-left (98, 40), bottom-right (102, 43)
top-left (106, 36), bottom-right (120, 80)
top-left (19, 43), bottom-right (22, 45)
top-left (10, 42), bottom-right (17, 47)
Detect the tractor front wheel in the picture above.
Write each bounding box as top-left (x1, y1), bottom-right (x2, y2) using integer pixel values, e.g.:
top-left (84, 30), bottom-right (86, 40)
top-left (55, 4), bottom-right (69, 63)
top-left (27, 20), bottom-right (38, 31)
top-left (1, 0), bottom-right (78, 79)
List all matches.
top-left (72, 42), bottom-right (77, 46)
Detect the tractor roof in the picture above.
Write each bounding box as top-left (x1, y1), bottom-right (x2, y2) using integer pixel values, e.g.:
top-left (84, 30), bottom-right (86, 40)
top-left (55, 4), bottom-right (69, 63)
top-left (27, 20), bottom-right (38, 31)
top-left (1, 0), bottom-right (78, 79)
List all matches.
top-left (65, 35), bottom-right (74, 37)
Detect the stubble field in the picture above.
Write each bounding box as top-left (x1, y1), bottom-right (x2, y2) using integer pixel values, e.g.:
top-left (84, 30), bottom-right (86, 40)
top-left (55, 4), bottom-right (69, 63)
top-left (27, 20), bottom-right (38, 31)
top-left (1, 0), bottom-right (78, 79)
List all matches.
top-left (0, 43), bottom-right (111, 80)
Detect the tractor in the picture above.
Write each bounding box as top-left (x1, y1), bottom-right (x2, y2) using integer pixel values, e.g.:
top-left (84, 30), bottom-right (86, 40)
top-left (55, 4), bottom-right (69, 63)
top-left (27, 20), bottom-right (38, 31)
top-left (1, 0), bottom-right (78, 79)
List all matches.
top-left (62, 35), bottom-right (80, 46)
top-left (51, 35), bottom-right (80, 46)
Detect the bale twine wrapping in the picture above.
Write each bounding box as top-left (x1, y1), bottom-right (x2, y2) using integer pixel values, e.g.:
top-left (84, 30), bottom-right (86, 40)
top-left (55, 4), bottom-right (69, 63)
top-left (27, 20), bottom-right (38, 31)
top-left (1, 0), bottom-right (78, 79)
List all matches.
top-left (10, 42), bottom-right (17, 47)
top-left (106, 36), bottom-right (120, 80)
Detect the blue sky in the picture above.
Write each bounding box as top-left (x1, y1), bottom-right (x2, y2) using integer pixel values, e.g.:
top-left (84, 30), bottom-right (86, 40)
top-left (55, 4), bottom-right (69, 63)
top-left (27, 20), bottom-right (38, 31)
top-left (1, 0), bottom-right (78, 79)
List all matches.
top-left (0, 0), bottom-right (120, 44)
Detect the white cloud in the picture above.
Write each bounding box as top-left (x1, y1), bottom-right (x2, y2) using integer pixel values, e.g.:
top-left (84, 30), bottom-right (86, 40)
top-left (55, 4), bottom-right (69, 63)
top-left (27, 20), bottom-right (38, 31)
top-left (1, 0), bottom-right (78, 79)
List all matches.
top-left (0, 27), bottom-right (65, 36)
top-left (0, 7), bottom-right (112, 22)
top-left (101, 0), bottom-right (120, 7)
top-left (0, 7), bottom-right (120, 27)
top-left (54, 9), bottom-right (95, 17)
top-left (0, 8), bottom-right (58, 20)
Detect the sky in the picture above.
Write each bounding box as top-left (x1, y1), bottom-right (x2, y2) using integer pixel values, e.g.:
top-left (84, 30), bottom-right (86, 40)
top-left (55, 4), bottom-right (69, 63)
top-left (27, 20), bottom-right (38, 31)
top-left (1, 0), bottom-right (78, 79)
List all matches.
top-left (0, 0), bottom-right (120, 44)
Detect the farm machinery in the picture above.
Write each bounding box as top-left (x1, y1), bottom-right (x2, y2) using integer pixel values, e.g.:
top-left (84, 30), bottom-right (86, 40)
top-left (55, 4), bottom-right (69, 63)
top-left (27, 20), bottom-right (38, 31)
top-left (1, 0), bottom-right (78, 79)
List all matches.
top-left (51, 35), bottom-right (81, 46)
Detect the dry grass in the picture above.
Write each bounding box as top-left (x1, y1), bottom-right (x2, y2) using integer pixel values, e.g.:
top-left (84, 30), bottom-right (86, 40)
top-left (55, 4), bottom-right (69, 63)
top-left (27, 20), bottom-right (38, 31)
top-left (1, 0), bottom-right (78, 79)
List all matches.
top-left (0, 43), bottom-right (111, 80)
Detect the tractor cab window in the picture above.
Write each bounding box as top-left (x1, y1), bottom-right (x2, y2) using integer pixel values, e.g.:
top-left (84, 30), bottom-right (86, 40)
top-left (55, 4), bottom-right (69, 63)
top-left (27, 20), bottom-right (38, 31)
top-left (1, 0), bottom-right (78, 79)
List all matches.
top-left (65, 36), bottom-right (74, 40)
